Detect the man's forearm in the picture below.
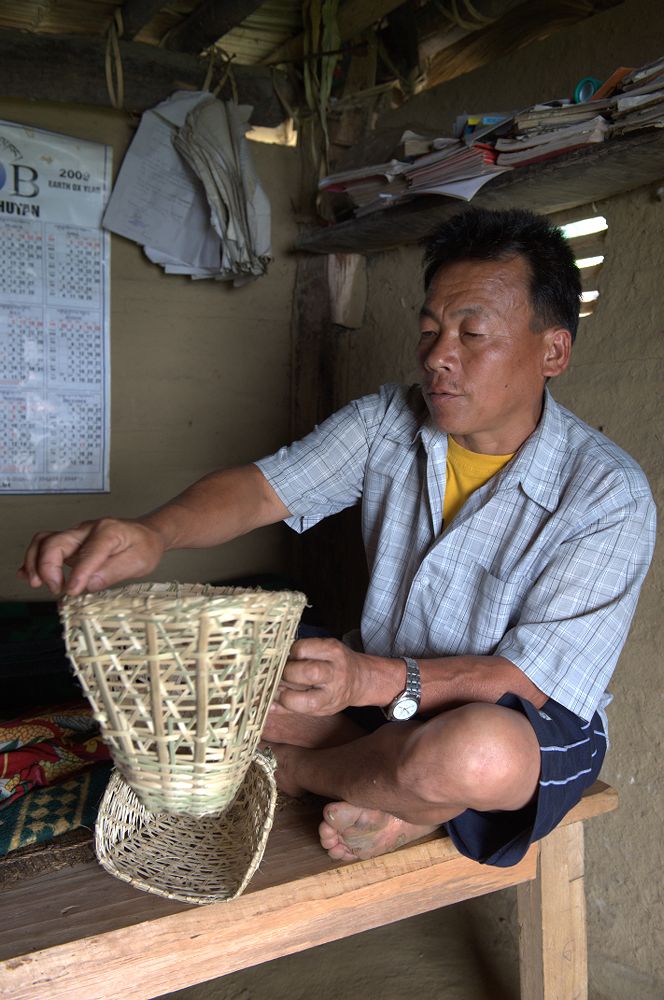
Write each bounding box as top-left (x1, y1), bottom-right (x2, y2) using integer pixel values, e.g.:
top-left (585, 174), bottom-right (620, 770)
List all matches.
top-left (358, 652), bottom-right (547, 712)
top-left (422, 654), bottom-right (547, 711)
top-left (139, 464), bottom-right (291, 551)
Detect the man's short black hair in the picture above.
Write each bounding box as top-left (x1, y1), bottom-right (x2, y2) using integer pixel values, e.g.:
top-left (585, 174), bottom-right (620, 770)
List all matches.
top-left (423, 207), bottom-right (582, 342)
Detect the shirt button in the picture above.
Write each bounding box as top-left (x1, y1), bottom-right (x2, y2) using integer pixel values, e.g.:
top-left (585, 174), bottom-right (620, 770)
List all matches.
top-left (420, 576), bottom-right (430, 587)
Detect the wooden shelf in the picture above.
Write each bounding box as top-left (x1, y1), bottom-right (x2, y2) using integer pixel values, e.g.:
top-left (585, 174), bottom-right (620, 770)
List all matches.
top-left (295, 128), bottom-right (664, 255)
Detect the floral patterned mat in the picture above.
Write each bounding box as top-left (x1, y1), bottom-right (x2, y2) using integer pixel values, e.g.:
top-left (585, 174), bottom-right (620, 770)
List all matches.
top-left (0, 701), bottom-right (111, 856)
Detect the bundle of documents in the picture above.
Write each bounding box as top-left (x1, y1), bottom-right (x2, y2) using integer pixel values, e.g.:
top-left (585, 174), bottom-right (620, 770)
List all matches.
top-left (103, 91), bottom-right (270, 285)
top-left (494, 115), bottom-right (610, 166)
top-left (510, 53), bottom-right (664, 143)
top-left (513, 97), bottom-right (615, 136)
top-left (611, 55), bottom-right (664, 134)
top-left (319, 137), bottom-right (510, 217)
top-left (318, 52), bottom-right (664, 222)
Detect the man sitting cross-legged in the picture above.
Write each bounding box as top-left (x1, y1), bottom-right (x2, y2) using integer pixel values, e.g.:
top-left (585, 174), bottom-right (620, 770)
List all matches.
top-left (19, 208), bottom-right (655, 867)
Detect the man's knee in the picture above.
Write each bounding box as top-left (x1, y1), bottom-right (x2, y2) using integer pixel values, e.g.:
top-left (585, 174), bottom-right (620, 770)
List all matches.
top-left (398, 702), bottom-right (541, 812)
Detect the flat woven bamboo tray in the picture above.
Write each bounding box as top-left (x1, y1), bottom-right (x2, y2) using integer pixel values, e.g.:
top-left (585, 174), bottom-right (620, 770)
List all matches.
top-left (60, 583), bottom-right (306, 816)
top-left (95, 753), bottom-right (277, 904)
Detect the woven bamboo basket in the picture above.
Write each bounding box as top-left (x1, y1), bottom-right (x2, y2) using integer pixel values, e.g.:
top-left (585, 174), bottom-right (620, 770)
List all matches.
top-left (59, 583), bottom-right (306, 815)
top-left (95, 753), bottom-right (277, 904)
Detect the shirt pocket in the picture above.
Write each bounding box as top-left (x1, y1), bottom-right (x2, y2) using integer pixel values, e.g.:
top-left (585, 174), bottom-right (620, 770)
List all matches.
top-left (465, 568), bottom-right (525, 653)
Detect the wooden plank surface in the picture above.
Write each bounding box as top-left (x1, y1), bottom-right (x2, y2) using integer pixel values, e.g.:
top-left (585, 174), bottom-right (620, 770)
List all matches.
top-left (0, 838), bottom-right (538, 1000)
top-left (0, 781), bottom-right (617, 1000)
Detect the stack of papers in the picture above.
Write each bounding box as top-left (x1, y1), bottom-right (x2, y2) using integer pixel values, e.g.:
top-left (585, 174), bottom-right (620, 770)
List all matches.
top-left (494, 115), bottom-right (610, 166)
top-left (405, 141), bottom-right (511, 197)
top-left (611, 55), bottom-right (664, 133)
top-left (318, 52), bottom-right (664, 223)
top-left (103, 91), bottom-right (270, 285)
top-left (513, 97), bottom-right (616, 135)
top-left (319, 137), bottom-right (510, 217)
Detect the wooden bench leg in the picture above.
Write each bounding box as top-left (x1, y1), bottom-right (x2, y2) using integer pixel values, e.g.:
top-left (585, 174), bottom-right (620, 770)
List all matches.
top-left (517, 820), bottom-right (588, 1000)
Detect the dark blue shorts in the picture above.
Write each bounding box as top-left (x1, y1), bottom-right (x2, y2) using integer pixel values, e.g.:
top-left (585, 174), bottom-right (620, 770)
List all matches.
top-left (446, 692), bottom-right (607, 867)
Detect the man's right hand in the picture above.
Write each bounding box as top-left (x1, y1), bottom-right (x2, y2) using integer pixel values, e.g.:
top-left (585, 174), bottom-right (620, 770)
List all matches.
top-left (18, 517), bottom-right (166, 596)
top-left (17, 465), bottom-right (291, 597)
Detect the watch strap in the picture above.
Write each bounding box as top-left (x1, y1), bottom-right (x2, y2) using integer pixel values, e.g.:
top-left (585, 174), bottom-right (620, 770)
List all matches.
top-left (400, 656), bottom-right (421, 700)
top-left (382, 656), bottom-right (421, 720)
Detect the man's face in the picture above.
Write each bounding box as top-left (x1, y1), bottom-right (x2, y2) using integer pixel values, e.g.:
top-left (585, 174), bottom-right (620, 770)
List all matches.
top-left (417, 255), bottom-right (570, 454)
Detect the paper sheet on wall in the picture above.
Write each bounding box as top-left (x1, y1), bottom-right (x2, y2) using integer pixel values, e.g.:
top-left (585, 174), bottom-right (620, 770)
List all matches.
top-left (101, 91), bottom-right (220, 274)
top-left (102, 91), bottom-right (271, 284)
top-left (0, 120), bottom-right (112, 493)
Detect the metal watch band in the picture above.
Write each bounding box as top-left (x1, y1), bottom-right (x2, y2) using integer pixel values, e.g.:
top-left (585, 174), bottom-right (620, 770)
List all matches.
top-left (382, 655), bottom-right (421, 720)
top-left (401, 656), bottom-right (421, 700)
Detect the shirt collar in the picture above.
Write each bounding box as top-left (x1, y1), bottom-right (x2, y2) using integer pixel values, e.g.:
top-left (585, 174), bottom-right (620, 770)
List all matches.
top-left (497, 388), bottom-right (568, 511)
top-left (417, 386), bottom-right (568, 512)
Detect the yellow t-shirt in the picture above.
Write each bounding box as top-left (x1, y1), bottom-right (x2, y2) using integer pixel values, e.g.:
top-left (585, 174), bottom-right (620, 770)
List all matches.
top-left (443, 435), bottom-right (514, 528)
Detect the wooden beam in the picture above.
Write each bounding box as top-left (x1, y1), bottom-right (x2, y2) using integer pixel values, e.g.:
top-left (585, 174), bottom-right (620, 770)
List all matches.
top-left (120, 0), bottom-right (166, 41)
top-left (264, 0), bottom-right (407, 66)
top-left (161, 0), bottom-right (265, 54)
top-left (0, 29), bottom-right (295, 126)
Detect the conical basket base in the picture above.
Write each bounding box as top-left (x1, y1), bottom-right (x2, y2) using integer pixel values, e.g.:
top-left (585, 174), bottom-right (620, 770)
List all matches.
top-left (60, 583), bottom-right (306, 815)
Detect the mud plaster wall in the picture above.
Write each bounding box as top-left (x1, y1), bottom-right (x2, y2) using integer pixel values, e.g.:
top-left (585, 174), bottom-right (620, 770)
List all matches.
top-left (300, 0), bottom-right (663, 993)
top-left (0, 98), bottom-right (298, 600)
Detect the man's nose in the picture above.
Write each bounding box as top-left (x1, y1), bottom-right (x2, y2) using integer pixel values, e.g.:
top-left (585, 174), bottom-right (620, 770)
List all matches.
top-left (423, 332), bottom-right (457, 372)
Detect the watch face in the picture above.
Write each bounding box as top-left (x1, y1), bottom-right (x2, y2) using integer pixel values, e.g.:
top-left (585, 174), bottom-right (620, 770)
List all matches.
top-left (391, 697), bottom-right (418, 721)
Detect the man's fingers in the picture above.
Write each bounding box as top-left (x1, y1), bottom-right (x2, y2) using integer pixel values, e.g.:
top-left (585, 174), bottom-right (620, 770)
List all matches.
top-left (65, 526), bottom-right (159, 594)
top-left (19, 531), bottom-right (58, 587)
top-left (18, 519), bottom-right (163, 596)
top-left (288, 636), bottom-right (341, 660)
top-left (282, 658), bottom-right (333, 688)
top-left (279, 679), bottom-right (312, 692)
top-left (277, 686), bottom-right (336, 716)
top-left (20, 528), bottom-right (93, 594)
top-left (55, 524), bottom-right (129, 595)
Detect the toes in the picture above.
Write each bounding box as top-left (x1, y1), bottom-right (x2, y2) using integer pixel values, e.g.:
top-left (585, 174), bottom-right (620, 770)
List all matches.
top-left (318, 819), bottom-right (340, 849)
top-left (319, 817), bottom-right (357, 861)
top-left (322, 800), bottom-right (364, 831)
top-left (326, 843), bottom-right (357, 862)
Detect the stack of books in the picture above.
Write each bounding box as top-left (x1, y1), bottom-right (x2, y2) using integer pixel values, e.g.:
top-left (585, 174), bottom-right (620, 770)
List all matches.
top-left (317, 160), bottom-right (409, 214)
top-left (319, 137), bottom-right (509, 217)
top-left (493, 114), bottom-right (610, 166)
top-left (611, 55), bottom-right (664, 134)
top-left (487, 97), bottom-right (614, 166)
top-left (318, 52), bottom-right (664, 219)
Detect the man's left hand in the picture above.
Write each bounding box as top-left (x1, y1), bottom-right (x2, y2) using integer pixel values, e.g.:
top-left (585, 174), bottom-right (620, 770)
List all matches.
top-left (273, 638), bottom-right (366, 716)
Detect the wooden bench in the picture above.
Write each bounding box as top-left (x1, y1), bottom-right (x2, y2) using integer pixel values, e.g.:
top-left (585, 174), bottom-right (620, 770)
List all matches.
top-left (0, 780), bottom-right (617, 1000)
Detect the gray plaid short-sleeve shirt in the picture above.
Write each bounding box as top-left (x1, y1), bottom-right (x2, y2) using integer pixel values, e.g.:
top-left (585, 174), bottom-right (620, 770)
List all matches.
top-left (256, 384), bottom-right (655, 723)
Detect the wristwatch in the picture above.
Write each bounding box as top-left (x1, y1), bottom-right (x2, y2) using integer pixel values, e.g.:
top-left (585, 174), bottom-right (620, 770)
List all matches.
top-left (383, 656), bottom-right (421, 721)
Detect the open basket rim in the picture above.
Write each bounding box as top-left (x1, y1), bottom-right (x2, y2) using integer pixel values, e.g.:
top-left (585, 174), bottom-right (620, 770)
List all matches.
top-left (94, 751), bottom-right (278, 904)
top-left (59, 582), bottom-right (308, 618)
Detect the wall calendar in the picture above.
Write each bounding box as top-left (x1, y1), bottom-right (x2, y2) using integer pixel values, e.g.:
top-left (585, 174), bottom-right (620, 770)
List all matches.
top-left (0, 120), bottom-right (111, 493)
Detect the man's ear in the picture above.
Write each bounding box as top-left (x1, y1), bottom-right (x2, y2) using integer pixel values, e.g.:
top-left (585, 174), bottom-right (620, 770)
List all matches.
top-left (542, 327), bottom-right (572, 379)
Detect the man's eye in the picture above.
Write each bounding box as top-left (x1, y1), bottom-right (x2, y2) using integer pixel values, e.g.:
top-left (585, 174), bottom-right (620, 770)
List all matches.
top-left (463, 331), bottom-right (482, 338)
top-left (419, 329), bottom-right (436, 338)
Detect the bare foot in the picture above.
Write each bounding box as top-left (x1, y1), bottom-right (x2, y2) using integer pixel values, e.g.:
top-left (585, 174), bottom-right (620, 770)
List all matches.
top-left (262, 706), bottom-right (366, 749)
top-left (319, 801), bottom-right (438, 862)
